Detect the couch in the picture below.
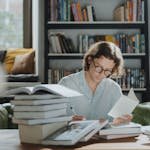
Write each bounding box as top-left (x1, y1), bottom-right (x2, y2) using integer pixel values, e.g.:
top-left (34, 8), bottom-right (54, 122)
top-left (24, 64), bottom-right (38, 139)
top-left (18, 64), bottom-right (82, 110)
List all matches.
top-left (0, 48), bottom-right (38, 82)
top-left (0, 101), bottom-right (17, 129)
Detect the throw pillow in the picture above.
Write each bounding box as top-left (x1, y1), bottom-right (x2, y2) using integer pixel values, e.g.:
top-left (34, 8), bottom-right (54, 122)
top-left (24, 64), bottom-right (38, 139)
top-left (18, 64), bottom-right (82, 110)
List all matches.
top-left (4, 48), bottom-right (33, 74)
top-left (11, 51), bottom-right (35, 74)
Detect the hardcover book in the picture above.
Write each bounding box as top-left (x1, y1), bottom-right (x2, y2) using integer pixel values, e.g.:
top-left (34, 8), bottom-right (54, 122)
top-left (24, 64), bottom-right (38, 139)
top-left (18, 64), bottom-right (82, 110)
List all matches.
top-left (99, 122), bottom-right (141, 136)
top-left (13, 108), bottom-right (67, 119)
top-left (11, 98), bottom-right (69, 105)
top-left (100, 133), bottom-right (141, 140)
top-left (19, 121), bottom-right (67, 144)
top-left (13, 116), bottom-right (72, 125)
top-left (13, 103), bottom-right (67, 112)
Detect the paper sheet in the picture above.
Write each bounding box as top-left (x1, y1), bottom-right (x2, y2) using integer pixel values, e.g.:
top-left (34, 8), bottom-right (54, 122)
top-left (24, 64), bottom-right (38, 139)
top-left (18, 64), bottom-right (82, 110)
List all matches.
top-left (108, 88), bottom-right (139, 118)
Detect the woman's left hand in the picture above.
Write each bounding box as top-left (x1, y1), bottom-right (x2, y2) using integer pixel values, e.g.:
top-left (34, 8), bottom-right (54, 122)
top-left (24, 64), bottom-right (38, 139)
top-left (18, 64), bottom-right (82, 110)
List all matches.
top-left (112, 114), bottom-right (133, 126)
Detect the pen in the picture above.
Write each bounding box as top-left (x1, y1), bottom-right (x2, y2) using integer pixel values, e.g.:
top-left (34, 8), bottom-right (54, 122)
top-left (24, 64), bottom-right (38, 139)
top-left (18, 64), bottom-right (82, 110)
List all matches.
top-left (70, 106), bottom-right (77, 115)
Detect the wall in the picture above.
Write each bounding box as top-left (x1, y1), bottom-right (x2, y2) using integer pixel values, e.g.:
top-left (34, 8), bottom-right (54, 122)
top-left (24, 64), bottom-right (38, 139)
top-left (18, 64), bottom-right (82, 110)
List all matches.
top-left (32, 0), bottom-right (45, 82)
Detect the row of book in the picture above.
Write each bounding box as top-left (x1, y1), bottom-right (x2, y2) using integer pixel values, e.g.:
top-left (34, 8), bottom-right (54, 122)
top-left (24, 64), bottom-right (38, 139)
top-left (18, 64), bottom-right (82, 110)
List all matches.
top-left (48, 32), bottom-right (145, 54)
top-left (48, 0), bottom-right (96, 21)
top-left (48, 68), bottom-right (80, 84)
top-left (113, 68), bottom-right (145, 89)
top-left (48, 68), bottom-right (145, 89)
top-left (48, 32), bottom-right (76, 54)
top-left (113, 0), bottom-right (144, 22)
top-left (49, 0), bottom-right (144, 22)
top-left (78, 33), bottom-right (145, 54)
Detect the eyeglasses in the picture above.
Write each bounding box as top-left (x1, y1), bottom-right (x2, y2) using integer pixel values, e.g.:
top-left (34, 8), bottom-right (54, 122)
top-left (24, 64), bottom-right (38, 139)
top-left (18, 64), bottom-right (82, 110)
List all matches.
top-left (92, 60), bottom-right (112, 77)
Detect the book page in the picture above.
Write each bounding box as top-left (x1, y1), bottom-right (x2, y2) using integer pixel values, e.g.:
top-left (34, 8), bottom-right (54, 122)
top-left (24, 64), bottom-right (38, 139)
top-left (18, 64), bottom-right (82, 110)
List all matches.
top-left (108, 89), bottom-right (139, 118)
top-left (6, 86), bottom-right (34, 95)
top-left (34, 84), bottom-right (83, 97)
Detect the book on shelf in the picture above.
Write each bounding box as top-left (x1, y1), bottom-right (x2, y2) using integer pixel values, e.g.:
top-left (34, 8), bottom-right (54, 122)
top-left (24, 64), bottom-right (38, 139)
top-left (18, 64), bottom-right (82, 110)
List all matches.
top-left (13, 103), bottom-right (67, 112)
top-left (108, 88), bottom-right (139, 118)
top-left (13, 108), bottom-right (67, 119)
top-left (71, 2), bottom-right (79, 21)
top-left (99, 122), bottom-right (141, 136)
top-left (100, 133), bottom-right (141, 140)
top-left (42, 120), bottom-right (103, 146)
top-left (76, 1), bottom-right (83, 21)
top-left (19, 121), bottom-right (67, 144)
top-left (11, 98), bottom-right (69, 105)
top-left (13, 116), bottom-right (72, 125)
top-left (6, 84), bottom-right (83, 98)
top-left (86, 5), bottom-right (94, 22)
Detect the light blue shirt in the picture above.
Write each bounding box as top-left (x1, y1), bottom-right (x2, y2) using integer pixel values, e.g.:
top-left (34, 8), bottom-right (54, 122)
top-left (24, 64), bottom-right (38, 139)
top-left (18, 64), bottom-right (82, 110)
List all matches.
top-left (59, 70), bottom-right (122, 120)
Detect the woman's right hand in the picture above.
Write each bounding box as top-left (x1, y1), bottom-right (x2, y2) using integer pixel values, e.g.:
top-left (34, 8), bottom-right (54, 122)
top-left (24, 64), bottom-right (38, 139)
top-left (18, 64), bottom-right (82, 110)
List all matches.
top-left (72, 115), bottom-right (86, 121)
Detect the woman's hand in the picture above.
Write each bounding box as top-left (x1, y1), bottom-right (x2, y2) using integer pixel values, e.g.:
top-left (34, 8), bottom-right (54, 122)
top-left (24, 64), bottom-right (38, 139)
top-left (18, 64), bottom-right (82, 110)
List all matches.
top-left (72, 115), bottom-right (86, 121)
top-left (112, 114), bottom-right (133, 126)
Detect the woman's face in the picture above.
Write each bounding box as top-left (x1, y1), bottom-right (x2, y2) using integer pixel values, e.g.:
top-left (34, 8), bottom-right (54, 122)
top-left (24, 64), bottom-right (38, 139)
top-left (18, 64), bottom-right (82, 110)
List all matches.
top-left (88, 56), bottom-right (115, 84)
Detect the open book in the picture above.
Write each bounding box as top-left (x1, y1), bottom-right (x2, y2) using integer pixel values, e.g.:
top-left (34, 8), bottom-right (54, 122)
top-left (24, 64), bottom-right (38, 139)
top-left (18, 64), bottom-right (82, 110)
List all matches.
top-left (6, 84), bottom-right (83, 97)
top-left (42, 120), bottom-right (103, 146)
top-left (108, 88), bottom-right (139, 118)
top-left (80, 120), bottom-right (108, 142)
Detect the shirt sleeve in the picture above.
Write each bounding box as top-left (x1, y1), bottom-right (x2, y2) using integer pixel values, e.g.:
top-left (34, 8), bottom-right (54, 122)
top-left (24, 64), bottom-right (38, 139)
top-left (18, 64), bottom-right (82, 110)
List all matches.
top-left (58, 77), bottom-right (75, 116)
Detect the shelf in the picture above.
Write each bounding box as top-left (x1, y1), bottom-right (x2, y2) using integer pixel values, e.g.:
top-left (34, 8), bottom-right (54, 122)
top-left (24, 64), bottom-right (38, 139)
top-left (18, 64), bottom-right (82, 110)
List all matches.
top-left (48, 53), bottom-right (146, 59)
top-left (44, 0), bottom-right (149, 99)
top-left (122, 88), bottom-right (147, 92)
top-left (48, 53), bottom-right (83, 59)
top-left (47, 21), bottom-right (145, 29)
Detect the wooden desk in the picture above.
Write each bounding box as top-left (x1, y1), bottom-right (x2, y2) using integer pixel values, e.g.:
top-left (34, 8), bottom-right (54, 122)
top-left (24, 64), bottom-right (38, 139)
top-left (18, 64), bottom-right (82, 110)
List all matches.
top-left (0, 129), bottom-right (150, 150)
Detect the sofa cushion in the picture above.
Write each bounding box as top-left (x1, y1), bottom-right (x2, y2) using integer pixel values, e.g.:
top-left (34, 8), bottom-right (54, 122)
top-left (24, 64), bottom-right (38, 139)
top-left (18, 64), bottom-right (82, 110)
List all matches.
top-left (11, 51), bottom-right (35, 74)
top-left (4, 48), bottom-right (33, 74)
top-left (0, 104), bottom-right (8, 129)
top-left (132, 102), bottom-right (150, 125)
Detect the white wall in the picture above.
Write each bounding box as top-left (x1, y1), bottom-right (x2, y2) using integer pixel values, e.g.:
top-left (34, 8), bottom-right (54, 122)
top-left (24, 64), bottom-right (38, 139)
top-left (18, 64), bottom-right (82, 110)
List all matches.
top-left (32, 0), bottom-right (44, 82)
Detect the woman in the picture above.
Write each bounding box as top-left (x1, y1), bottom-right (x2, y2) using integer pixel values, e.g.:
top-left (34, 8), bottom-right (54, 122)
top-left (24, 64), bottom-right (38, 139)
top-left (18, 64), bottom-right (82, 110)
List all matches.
top-left (59, 41), bottom-right (132, 125)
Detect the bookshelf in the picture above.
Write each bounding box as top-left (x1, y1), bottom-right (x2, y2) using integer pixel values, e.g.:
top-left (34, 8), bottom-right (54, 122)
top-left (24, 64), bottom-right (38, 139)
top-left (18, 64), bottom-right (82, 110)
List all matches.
top-left (44, 0), bottom-right (149, 101)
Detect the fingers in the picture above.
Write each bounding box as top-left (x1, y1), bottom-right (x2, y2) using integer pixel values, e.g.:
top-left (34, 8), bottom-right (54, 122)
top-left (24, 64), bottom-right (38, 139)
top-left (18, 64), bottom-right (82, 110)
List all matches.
top-left (99, 118), bottom-right (106, 123)
top-left (72, 115), bottom-right (86, 121)
top-left (112, 114), bottom-right (133, 126)
top-left (112, 117), bottom-right (124, 125)
top-left (123, 114), bottom-right (133, 120)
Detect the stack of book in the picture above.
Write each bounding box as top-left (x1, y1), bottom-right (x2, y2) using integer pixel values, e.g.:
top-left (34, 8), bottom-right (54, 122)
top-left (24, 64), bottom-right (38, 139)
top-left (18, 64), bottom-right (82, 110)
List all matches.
top-left (99, 122), bottom-right (142, 140)
top-left (7, 84), bottom-right (83, 144)
top-left (99, 89), bottom-right (142, 140)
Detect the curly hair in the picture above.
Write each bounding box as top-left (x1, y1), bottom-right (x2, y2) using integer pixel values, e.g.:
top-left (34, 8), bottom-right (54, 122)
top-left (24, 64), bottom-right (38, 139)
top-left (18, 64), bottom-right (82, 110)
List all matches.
top-left (83, 41), bottom-right (124, 76)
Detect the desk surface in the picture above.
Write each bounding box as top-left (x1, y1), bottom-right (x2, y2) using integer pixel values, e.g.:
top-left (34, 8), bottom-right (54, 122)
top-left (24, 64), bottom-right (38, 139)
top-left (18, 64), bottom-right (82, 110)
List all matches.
top-left (0, 129), bottom-right (150, 150)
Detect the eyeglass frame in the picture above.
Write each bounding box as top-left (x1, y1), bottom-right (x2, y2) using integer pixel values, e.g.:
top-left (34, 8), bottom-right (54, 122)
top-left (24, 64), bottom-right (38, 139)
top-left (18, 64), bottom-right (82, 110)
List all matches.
top-left (92, 60), bottom-right (113, 77)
